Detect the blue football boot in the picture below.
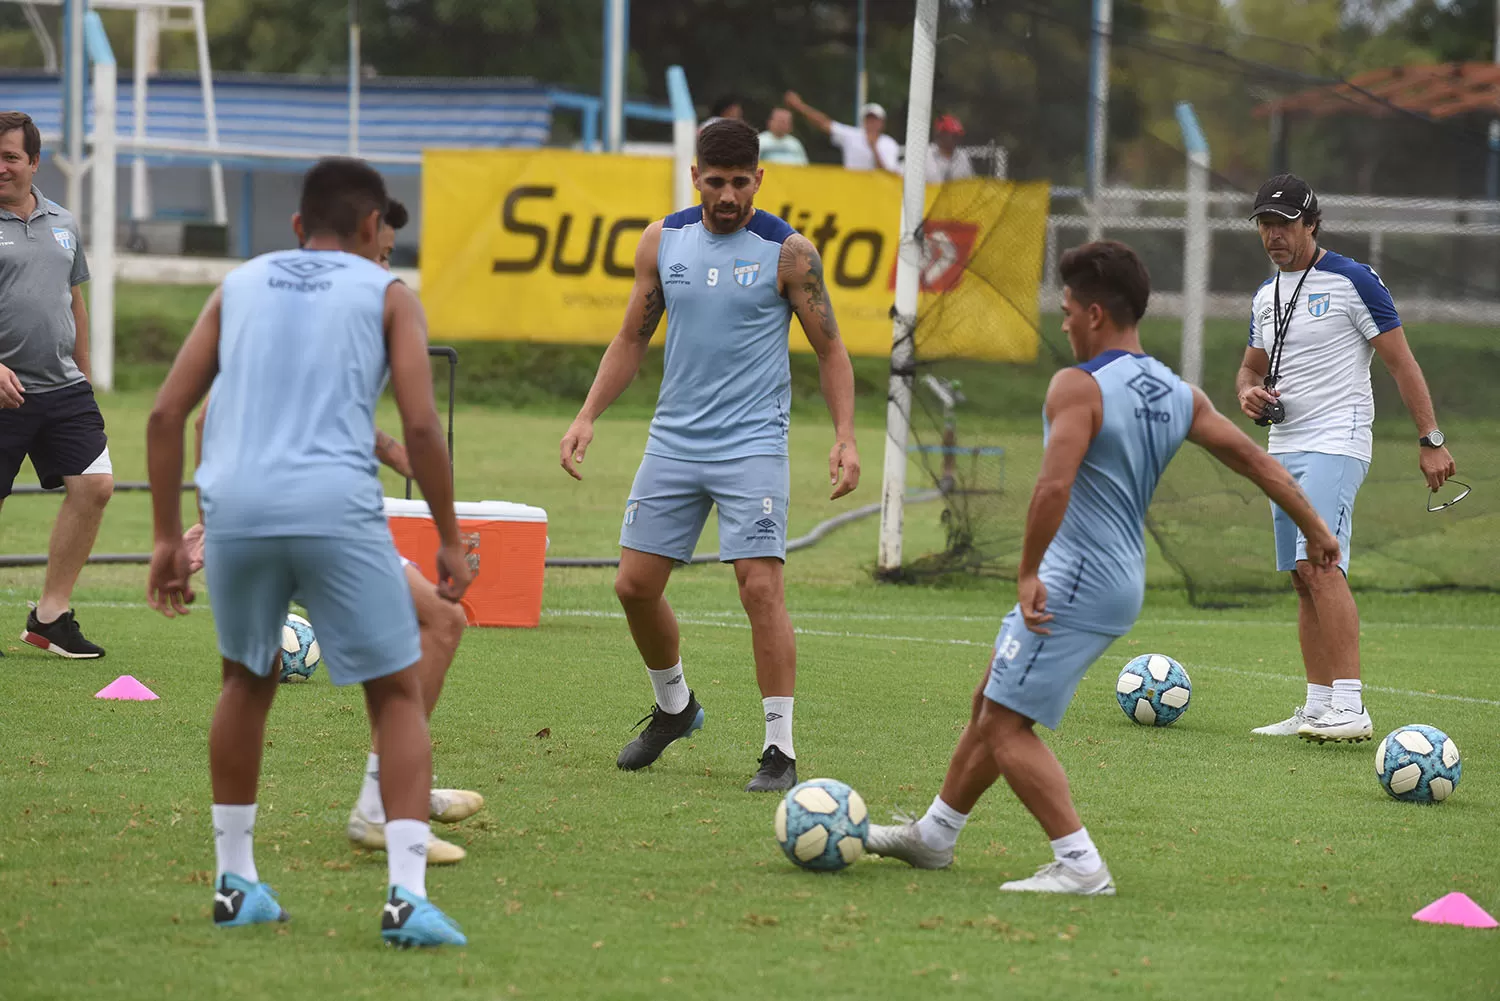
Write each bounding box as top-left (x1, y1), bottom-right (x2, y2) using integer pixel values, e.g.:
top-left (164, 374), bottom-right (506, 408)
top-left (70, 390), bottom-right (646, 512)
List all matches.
top-left (213, 873), bottom-right (289, 927)
top-left (380, 886), bottom-right (467, 948)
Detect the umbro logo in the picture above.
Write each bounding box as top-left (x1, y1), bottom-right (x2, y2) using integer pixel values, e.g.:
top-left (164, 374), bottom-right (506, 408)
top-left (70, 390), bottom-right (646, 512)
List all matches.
top-left (754, 518), bottom-right (777, 531)
top-left (1061, 849), bottom-right (1089, 860)
top-left (407, 843), bottom-right (427, 857)
top-left (271, 257), bottom-right (347, 280)
top-left (667, 676), bottom-right (683, 685)
top-left (764, 712), bottom-right (783, 722)
top-left (669, 262), bottom-right (687, 275)
top-left (1127, 372), bottom-right (1171, 404)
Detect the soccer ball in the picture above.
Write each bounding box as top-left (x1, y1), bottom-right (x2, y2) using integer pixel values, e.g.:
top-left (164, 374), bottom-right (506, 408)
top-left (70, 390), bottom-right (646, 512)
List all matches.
top-left (774, 778), bottom-right (869, 872)
top-left (279, 613), bottom-right (321, 683)
top-left (1376, 724), bottom-right (1461, 803)
top-left (1115, 654), bottom-right (1192, 726)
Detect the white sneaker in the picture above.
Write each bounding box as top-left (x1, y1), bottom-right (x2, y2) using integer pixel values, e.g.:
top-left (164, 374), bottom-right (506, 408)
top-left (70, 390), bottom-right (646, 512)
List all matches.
top-left (1251, 705), bottom-right (1321, 736)
top-left (430, 788), bottom-right (485, 824)
top-left (1297, 705), bottom-right (1374, 744)
top-left (346, 807), bottom-right (467, 864)
top-left (864, 819), bottom-right (954, 870)
top-left (1000, 860), bottom-right (1116, 896)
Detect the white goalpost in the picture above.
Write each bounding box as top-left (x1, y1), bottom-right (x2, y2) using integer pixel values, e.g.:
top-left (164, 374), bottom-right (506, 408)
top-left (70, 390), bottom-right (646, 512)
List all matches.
top-left (875, 0), bottom-right (939, 577)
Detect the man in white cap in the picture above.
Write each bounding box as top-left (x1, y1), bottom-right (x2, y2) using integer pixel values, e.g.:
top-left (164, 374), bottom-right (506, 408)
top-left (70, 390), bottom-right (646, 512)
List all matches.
top-left (783, 91), bottom-right (901, 173)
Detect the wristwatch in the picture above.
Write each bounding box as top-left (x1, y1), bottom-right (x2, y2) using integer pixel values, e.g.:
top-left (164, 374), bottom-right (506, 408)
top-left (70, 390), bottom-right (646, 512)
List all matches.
top-left (1419, 429), bottom-right (1446, 448)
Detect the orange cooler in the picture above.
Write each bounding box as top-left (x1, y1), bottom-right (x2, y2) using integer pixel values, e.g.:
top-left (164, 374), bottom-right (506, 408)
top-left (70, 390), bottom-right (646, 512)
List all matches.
top-left (383, 498), bottom-right (548, 628)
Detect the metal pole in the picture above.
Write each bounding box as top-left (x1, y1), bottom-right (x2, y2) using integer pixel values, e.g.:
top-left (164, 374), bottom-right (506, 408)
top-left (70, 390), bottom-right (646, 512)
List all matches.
top-left (65, 0), bottom-right (86, 217)
top-left (348, 0), bottom-right (361, 156)
top-left (876, 0), bottom-right (939, 577)
top-left (1175, 102), bottom-right (1209, 387)
top-left (1488, 0), bottom-right (1500, 201)
top-left (1084, 0), bottom-right (1112, 241)
top-left (130, 6), bottom-right (155, 223)
top-left (85, 11), bottom-right (116, 392)
top-left (855, 0), bottom-right (868, 124)
top-left (603, 0), bottom-right (627, 152)
top-left (190, 0), bottom-right (227, 225)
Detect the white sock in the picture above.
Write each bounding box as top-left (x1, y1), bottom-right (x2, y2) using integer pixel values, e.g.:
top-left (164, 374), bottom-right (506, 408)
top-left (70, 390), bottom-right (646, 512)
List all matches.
top-left (356, 752), bottom-right (386, 823)
top-left (384, 818), bottom-right (429, 899)
top-left (212, 803), bottom-right (259, 883)
top-left (762, 697), bottom-right (794, 758)
top-left (1305, 683), bottom-right (1334, 717)
top-left (915, 795), bottom-right (968, 851)
top-left (1051, 826), bottom-right (1103, 875)
top-left (648, 661), bottom-right (690, 714)
top-left (1332, 678), bottom-right (1363, 713)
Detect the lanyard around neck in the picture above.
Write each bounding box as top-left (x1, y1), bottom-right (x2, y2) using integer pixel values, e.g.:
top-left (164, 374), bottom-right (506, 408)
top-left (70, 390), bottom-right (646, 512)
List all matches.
top-left (1266, 253), bottom-right (1315, 389)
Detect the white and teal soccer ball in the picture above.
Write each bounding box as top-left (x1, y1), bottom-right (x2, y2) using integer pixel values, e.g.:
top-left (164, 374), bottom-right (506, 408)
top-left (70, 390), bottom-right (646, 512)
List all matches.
top-left (1376, 724), bottom-right (1461, 803)
top-left (774, 778), bottom-right (869, 872)
top-left (279, 613), bottom-right (321, 683)
top-left (1115, 654), bottom-right (1192, 726)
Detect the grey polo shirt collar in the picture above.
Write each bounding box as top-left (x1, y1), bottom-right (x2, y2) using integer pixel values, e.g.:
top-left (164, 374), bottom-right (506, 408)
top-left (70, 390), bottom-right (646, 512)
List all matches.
top-left (0, 185), bottom-right (58, 226)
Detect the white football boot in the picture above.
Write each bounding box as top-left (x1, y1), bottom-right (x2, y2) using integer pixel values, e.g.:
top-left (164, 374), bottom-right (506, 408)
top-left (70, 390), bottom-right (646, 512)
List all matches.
top-left (1251, 705), bottom-right (1320, 736)
top-left (346, 807), bottom-right (467, 864)
top-left (864, 819), bottom-right (954, 870)
top-left (1297, 705), bottom-right (1374, 744)
top-left (1000, 860), bottom-right (1116, 896)
top-left (429, 789), bottom-right (485, 824)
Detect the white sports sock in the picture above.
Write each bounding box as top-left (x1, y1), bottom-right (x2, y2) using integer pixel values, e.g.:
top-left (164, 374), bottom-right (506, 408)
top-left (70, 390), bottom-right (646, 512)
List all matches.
top-left (915, 795), bottom-right (968, 851)
top-left (648, 661), bottom-right (690, 714)
top-left (356, 752), bottom-right (386, 823)
top-left (212, 803), bottom-right (259, 883)
top-left (1051, 826), bottom-right (1103, 876)
top-left (384, 819), bottom-right (429, 899)
top-left (1331, 678), bottom-right (1363, 713)
top-left (762, 697), bottom-right (794, 758)
top-left (1305, 683), bottom-right (1334, 717)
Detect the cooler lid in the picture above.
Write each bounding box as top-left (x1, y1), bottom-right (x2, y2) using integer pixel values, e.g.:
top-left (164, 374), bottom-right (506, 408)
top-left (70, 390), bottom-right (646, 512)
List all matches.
top-left (384, 497), bottom-right (548, 523)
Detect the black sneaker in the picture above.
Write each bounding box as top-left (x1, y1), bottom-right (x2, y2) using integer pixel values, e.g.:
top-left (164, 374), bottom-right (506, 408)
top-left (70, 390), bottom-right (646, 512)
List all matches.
top-left (22, 608), bottom-right (105, 659)
top-left (616, 692), bottom-right (705, 770)
top-left (745, 745), bottom-right (797, 792)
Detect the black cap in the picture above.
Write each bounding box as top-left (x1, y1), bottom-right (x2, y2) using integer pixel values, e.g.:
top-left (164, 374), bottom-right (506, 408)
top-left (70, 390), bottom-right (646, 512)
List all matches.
top-left (1249, 173), bottom-right (1318, 221)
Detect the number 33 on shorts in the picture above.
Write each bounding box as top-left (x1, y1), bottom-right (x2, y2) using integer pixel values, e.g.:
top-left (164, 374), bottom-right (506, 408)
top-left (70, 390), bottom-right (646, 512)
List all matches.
top-left (996, 631), bottom-right (1022, 663)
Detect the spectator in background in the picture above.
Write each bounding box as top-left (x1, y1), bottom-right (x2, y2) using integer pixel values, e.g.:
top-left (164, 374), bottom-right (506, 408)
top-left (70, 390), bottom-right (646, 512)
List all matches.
top-left (758, 107), bottom-right (808, 166)
top-left (700, 95), bottom-right (745, 131)
top-left (926, 114), bottom-right (975, 184)
top-left (783, 91), bottom-right (900, 173)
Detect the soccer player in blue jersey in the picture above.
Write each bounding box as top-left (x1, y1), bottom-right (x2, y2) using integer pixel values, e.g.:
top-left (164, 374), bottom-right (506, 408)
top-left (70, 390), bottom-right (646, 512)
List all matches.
top-left (559, 118), bottom-right (860, 792)
top-left (866, 241), bottom-right (1340, 895)
top-left (145, 158), bottom-right (472, 947)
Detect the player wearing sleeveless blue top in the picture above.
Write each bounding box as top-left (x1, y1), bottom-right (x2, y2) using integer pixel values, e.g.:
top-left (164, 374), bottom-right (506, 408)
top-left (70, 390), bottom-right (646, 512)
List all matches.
top-left (865, 241), bottom-right (1339, 897)
top-left (146, 159), bottom-right (471, 948)
top-left (561, 119), bottom-right (861, 793)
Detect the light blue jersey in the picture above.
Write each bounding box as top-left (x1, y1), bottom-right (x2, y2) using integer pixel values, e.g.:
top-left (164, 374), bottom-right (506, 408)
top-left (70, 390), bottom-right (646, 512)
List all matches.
top-left (1039, 350), bottom-right (1194, 636)
top-left (197, 249), bottom-right (397, 540)
top-left (647, 207), bottom-right (795, 462)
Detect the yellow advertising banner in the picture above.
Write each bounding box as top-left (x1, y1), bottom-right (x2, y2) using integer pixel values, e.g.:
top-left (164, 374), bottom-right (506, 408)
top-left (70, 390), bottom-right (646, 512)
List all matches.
top-left (421, 148), bottom-right (1046, 361)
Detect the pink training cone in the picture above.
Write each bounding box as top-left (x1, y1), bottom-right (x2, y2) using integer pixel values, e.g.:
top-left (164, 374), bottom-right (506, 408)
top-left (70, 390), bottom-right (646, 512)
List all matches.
top-left (94, 675), bottom-right (159, 701)
top-left (1412, 893), bottom-right (1498, 929)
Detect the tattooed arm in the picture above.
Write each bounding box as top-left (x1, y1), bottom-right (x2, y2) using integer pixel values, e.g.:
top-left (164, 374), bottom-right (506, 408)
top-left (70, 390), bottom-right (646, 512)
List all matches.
top-left (780, 233), bottom-right (860, 499)
top-left (560, 221), bottom-right (665, 479)
top-left (1186, 385), bottom-right (1341, 569)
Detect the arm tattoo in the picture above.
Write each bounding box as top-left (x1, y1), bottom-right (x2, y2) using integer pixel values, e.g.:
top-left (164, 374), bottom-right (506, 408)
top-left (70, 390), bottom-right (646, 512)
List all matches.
top-left (795, 246), bottom-right (839, 342)
top-left (636, 285), bottom-right (665, 339)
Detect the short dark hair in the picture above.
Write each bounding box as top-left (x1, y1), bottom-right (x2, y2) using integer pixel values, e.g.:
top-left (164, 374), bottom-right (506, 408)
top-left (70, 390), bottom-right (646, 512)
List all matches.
top-left (1059, 240), bottom-right (1151, 327)
top-left (696, 118), bottom-right (760, 170)
top-left (709, 95), bottom-right (744, 118)
top-left (0, 111), bottom-right (42, 163)
top-left (384, 198), bottom-right (408, 231)
top-left (298, 157), bottom-right (388, 239)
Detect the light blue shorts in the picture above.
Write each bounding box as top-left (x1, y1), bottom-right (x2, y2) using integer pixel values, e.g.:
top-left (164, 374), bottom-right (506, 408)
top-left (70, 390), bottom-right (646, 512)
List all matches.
top-left (1270, 451), bottom-right (1368, 574)
top-left (204, 535), bottom-right (422, 686)
top-left (983, 605), bottom-right (1118, 731)
top-left (620, 452), bottom-right (790, 563)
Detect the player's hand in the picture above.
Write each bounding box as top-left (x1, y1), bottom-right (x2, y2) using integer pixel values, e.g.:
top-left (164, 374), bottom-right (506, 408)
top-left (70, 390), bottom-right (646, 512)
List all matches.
top-left (783, 90), bottom-right (803, 110)
top-left (1419, 445), bottom-right (1455, 492)
top-left (0, 363), bottom-right (25, 409)
top-left (182, 522), bottom-right (206, 574)
top-left (1017, 573), bottom-right (1052, 635)
top-left (376, 435), bottom-right (414, 479)
top-left (1237, 384), bottom-right (1278, 421)
top-left (146, 539), bottom-right (195, 617)
top-left (829, 438), bottom-right (861, 500)
top-left (1302, 527), bottom-right (1342, 570)
top-left (559, 417), bottom-right (594, 481)
top-left (434, 542), bottom-right (473, 603)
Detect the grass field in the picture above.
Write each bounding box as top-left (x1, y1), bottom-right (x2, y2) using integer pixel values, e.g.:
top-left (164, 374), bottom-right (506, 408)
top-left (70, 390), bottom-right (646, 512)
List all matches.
top-left (2, 391), bottom-right (1498, 1000)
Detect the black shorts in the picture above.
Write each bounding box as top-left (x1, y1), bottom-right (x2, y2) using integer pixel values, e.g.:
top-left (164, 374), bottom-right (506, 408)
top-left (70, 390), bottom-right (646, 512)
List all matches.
top-left (0, 381), bottom-right (110, 497)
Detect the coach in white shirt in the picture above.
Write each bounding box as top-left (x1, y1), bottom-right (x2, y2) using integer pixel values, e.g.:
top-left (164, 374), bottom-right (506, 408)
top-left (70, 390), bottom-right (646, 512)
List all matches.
top-left (1237, 174), bottom-right (1456, 745)
top-left (783, 91), bottom-right (901, 173)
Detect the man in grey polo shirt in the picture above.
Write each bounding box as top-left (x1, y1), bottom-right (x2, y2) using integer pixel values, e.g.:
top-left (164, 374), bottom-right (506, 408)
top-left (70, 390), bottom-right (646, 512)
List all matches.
top-left (0, 111), bottom-right (113, 658)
